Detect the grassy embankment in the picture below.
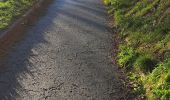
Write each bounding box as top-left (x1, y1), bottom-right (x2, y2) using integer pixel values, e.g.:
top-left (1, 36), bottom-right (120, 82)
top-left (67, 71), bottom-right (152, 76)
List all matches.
top-left (0, 0), bottom-right (35, 30)
top-left (104, 0), bottom-right (170, 99)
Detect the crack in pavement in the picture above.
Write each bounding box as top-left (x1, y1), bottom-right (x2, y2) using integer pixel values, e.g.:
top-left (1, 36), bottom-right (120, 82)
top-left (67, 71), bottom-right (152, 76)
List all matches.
top-left (0, 0), bottom-right (126, 100)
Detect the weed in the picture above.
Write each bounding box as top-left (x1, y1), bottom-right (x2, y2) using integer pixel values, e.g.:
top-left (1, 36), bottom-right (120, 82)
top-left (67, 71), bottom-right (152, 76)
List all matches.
top-left (117, 45), bottom-right (137, 69)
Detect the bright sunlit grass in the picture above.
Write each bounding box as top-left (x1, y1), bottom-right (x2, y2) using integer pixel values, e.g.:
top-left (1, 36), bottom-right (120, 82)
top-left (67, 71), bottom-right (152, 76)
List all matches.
top-left (0, 0), bottom-right (34, 30)
top-left (105, 0), bottom-right (170, 99)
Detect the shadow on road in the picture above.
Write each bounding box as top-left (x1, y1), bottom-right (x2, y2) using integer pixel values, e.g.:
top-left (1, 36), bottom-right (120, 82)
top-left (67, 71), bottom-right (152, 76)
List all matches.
top-left (0, 0), bottom-right (63, 99)
top-left (0, 0), bottom-right (124, 99)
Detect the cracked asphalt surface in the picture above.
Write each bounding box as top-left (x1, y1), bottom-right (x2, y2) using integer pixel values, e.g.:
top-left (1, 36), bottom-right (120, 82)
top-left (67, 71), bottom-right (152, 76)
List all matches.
top-left (0, 0), bottom-right (126, 100)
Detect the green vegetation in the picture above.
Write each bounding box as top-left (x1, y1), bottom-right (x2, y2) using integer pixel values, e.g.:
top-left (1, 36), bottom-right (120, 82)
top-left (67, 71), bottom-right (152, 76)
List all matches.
top-left (0, 0), bottom-right (34, 30)
top-left (146, 59), bottom-right (170, 100)
top-left (104, 0), bottom-right (170, 99)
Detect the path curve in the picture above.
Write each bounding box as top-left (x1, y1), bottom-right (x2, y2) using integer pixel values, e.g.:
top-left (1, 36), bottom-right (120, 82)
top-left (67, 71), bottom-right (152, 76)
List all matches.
top-left (0, 0), bottom-right (125, 99)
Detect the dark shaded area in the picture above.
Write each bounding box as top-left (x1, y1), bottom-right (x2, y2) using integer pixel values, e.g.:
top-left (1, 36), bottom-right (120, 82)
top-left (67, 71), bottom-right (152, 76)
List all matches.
top-left (0, 0), bottom-right (60, 99)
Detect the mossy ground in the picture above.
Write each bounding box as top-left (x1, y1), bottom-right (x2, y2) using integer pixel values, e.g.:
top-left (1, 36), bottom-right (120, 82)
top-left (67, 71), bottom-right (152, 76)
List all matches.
top-left (0, 0), bottom-right (34, 30)
top-left (104, 0), bottom-right (170, 99)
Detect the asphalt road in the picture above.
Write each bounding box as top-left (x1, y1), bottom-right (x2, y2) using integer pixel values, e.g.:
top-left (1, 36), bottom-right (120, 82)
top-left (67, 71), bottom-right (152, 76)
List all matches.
top-left (0, 0), bottom-right (125, 99)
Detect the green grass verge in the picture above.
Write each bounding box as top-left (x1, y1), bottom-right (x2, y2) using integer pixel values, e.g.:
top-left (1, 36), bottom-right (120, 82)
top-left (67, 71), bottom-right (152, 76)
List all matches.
top-left (0, 0), bottom-right (35, 30)
top-left (104, 0), bottom-right (170, 99)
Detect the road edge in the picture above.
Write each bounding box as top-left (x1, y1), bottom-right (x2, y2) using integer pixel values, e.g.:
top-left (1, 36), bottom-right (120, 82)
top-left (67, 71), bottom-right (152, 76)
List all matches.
top-left (0, 0), bottom-right (52, 49)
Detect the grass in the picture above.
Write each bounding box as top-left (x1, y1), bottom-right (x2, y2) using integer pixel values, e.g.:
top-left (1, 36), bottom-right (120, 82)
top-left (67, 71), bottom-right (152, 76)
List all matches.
top-left (0, 0), bottom-right (34, 30)
top-left (104, 0), bottom-right (170, 99)
top-left (145, 59), bottom-right (170, 100)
